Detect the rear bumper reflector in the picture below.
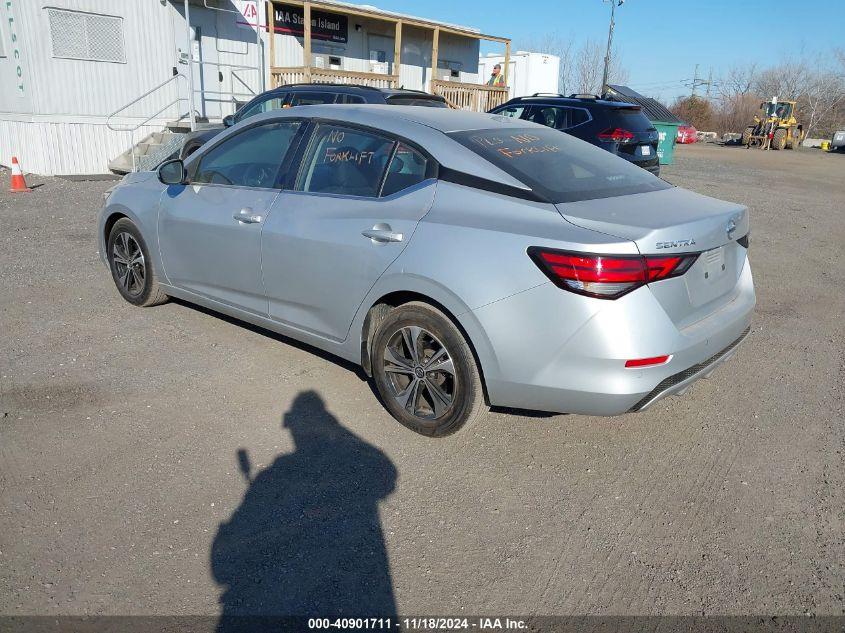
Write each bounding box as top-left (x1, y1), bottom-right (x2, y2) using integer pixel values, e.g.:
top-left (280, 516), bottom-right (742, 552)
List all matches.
top-left (628, 326), bottom-right (751, 412)
top-left (625, 355), bottom-right (671, 368)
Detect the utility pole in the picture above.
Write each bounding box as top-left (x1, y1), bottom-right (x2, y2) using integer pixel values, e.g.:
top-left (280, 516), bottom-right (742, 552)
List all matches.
top-left (601, 0), bottom-right (624, 97)
top-left (705, 67), bottom-right (713, 99)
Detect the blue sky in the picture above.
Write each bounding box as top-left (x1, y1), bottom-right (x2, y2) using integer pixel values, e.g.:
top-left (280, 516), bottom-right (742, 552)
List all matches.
top-left (371, 0), bottom-right (845, 103)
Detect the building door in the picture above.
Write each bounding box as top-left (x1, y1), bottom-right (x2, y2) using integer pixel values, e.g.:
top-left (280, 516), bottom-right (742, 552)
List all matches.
top-left (173, 3), bottom-right (221, 121)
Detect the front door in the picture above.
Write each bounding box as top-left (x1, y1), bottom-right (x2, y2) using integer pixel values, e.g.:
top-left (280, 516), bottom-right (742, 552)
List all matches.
top-left (260, 123), bottom-right (436, 341)
top-left (158, 120), bottom-right (304, 314)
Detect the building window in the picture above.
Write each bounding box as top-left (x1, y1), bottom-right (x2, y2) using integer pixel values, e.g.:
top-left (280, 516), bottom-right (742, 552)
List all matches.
top-left (47, 8), bottom-right (126, 63)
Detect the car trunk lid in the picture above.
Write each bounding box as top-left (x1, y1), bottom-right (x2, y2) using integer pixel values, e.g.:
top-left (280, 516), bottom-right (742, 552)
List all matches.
top-left (555, 186), bottom-right (750, 327)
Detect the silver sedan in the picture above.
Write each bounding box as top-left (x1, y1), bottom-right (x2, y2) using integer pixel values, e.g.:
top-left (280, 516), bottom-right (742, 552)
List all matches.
top-left (98, 105), bottom-right (755, 436)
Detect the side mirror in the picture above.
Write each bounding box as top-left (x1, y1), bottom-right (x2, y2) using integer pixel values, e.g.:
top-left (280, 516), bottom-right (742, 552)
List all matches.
top-left (223, 114), bottom-right (235, 127)
top-left (157, 159), bottom-right (186, 185)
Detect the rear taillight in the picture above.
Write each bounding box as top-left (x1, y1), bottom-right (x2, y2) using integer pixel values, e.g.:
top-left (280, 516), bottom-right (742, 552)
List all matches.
top-left (528, 248), bottom-right (698, 299)
top-left (598, 127), bottom-right (635, 143)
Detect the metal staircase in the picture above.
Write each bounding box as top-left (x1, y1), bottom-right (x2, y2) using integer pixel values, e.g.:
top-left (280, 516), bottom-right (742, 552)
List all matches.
top-left (106, 74), bottom-right (196, 175)
top-left (108, 128), bottom-right (187, 174)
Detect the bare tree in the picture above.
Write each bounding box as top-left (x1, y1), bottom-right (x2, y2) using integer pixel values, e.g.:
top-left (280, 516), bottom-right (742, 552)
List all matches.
top-left (523, 34), bottom-right (628, 96)
top-left (799, 67), bottom-right (845, 138)
top-left (754, 60), bottom-right (809, 101)
top-left (574, 39), bottom-right (603, 94)
top-left (717, 63), bottom-right (758, 100)
top-left (710, 51), bottom-right (845, 137)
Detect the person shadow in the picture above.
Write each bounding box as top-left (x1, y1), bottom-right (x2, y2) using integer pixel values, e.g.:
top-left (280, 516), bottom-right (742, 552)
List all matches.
top-left (211, 390), bottom-right (398, 628)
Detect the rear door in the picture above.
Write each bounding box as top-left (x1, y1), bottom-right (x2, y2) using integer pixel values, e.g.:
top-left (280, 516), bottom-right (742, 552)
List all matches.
top-left (261, 123), bottom-right (436, 341)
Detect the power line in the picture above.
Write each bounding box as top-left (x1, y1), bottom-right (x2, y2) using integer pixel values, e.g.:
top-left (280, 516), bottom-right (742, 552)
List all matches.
top-left (682, 64), bottom-right (716, 98)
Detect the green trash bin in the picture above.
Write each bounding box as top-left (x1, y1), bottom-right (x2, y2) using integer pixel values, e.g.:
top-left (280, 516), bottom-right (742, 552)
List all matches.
top-left (653, 122), bottom-right (679, 165)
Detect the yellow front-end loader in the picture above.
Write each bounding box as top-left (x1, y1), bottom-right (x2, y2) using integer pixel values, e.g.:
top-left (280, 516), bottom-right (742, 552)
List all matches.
top-left (742, 98), bottom-right (804, 150)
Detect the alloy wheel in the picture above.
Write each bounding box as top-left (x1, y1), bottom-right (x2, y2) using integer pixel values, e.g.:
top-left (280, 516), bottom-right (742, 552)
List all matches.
top-left (382, 326), bottom-right (456, 420)
top-left (112, 232), bottom-right (146, 297)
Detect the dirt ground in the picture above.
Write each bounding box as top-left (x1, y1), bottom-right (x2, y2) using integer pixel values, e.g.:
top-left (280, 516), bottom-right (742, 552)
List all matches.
top-left (1, 143), bottom-right (843, 617)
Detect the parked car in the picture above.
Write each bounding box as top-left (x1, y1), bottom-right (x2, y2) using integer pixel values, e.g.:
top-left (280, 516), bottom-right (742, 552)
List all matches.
top-left (677, 124), bottom-right (698, 144)
top-left (831, 130), bottom-right (845, 152)
top-left (489, 94), bottom-right (661, 175)
top-left (179, 84), bottom-right (447, 158)
top-left (100, 106), bottom-right (754, 437)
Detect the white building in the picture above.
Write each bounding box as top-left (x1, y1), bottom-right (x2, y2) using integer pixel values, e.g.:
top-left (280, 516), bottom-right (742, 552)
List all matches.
top-left (0, 0), bottom-right (510, 176)
top-left (479, 51), bottom-right (560, 100)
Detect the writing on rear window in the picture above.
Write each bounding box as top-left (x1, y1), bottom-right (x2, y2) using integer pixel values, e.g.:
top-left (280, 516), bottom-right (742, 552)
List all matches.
top-left (449, 126), bottom-right (672, 203)
top-left (470, 133), bottom-right (562, 160)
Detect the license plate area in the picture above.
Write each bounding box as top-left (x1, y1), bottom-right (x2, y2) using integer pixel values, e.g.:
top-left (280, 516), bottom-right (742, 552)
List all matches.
top-left (684, 245), bottom-right (738, 308)
top-left (639, 144), bottom-right (652, 157)
top-left (702, 246), bottom-right (726, 282)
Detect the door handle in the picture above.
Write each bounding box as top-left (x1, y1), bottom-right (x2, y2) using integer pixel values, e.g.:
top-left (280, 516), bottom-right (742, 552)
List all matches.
top-left (233, 208), bottom-right (262, 224)
top-left (362, 223), bottom-right (403, 243)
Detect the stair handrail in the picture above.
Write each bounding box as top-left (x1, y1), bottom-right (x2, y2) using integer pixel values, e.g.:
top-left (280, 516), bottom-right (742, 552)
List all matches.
top-left (107, 74), bottom-right (194, 173)
top-left (107, 73), bottom-right (190, 133)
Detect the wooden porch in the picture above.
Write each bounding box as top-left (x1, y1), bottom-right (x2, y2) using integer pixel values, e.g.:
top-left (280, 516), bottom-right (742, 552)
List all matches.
top-left (266, 0), bottom-right (510, 112)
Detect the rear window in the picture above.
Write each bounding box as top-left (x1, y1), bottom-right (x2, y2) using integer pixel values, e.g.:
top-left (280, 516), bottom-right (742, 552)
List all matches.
top-left (386, 96), bottom-right (448, 108)
top-left (606, 107), bottom-right (655, 131)
top-left (448, 127), bottom-right (671, 203)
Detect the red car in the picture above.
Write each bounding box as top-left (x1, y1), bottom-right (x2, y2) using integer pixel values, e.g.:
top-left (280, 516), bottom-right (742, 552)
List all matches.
top-left (677, 124), bottom-right (698, 144)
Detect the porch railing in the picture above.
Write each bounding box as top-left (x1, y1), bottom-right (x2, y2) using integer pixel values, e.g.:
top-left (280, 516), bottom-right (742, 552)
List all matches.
top-left (271, 67), bottom-right (399, 89)
top-left (268, 68), bottom-right (509, 113)
top-left (431, 79), bottom-right (509, 112)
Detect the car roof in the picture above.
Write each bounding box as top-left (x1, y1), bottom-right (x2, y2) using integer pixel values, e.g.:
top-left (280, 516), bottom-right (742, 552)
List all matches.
top-left (318, 104), bottom-right (530, 133)
top-left (503, 95), bottom-right (639, 109)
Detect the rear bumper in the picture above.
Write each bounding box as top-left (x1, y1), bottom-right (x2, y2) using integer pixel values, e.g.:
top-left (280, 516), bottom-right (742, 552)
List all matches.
top-left (628, 325), bottom-right (750, 411)
top-left (618, 152), bottom-right (660, 175)
top-left (469, 259), bottom-right (755, 416)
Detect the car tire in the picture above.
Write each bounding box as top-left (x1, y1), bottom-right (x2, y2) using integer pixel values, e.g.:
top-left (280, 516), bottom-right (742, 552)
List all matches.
top-left (371, 301), bottom-right (484, 437)
top-left (773, 128), bottom-right (787, 150)
top-left (107, 218), bottom-right (168, 307)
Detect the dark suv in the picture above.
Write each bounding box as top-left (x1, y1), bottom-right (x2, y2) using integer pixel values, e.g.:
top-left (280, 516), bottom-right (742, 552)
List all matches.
top-left (180, 84), bottom-right (447, 158)
top-left (489, 94), bottom-right (660, 175)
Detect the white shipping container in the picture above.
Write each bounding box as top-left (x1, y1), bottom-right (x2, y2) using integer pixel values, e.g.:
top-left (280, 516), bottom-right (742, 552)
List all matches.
top-left (479, 51), bottom-right (560, 100)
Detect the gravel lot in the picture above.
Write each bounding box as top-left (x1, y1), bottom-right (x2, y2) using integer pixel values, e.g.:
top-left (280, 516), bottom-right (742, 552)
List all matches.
top-left (1, 144), bottom-right (843, 617)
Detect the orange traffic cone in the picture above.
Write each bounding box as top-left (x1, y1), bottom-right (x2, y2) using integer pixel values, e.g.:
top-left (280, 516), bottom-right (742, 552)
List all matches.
top-left (9, 156), bottom-right (32, 193)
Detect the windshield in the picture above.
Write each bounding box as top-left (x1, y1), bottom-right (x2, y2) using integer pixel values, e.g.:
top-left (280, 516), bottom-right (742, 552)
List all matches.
top-left (448, 127), bottom-right (671, 203)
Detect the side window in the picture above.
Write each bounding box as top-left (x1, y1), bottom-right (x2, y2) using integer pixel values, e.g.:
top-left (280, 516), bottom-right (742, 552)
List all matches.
top-left (528, 106), bottom-right (571, 130)
top-left (338, 94), bottom-right (366, 104)
top-left (496, 105), bottom-right (528, 119)
top-left (382, 143), bottom-right (429, 196)
top-left (298, 124), bottom-right (394, 197)
top-left (193, 121), bottom-right (301, 189)
top-left (289, 91), bottom-right (338, 106)
top-left (237, 95), bottom-right (286, 122)
top-left (569, 108), bottom-right (590, 128)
